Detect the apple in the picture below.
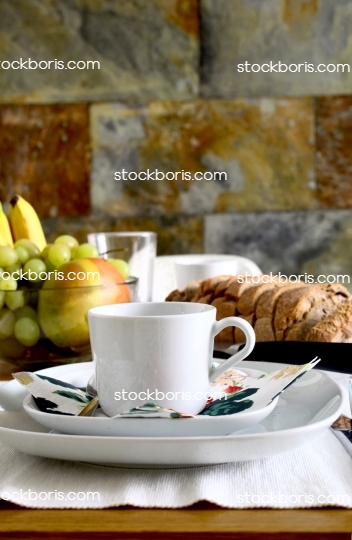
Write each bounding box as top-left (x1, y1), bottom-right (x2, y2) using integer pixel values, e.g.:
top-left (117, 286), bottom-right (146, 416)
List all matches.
top-left (38, 258), bottom-right (130, 349)
top-left (107, 258), bottom-right (130, 279)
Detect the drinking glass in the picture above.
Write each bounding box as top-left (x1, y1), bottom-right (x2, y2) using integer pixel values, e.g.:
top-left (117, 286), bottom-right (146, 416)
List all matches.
top-left (87, 232), bottom-right (157, 302)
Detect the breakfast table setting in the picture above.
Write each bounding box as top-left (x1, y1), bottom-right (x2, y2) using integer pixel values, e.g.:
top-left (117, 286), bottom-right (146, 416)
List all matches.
top-left (0, 223), bottom-right (351, 538)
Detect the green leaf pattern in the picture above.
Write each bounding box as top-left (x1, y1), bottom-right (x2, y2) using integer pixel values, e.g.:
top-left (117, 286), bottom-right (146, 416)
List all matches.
top-left (199, 388), bottom-right (258, 416)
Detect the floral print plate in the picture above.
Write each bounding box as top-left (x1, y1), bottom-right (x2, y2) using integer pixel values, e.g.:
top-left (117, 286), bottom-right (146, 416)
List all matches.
top-left (17, 358), bottom-right (320, 437)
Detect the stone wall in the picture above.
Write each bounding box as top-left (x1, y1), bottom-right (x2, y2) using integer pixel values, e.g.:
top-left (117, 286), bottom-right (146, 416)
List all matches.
top-left (1, 0), bottom-right (352, 282)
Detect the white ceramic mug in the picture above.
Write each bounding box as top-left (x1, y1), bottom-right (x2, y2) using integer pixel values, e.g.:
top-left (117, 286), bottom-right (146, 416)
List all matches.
top-left (88, 302), bottom-right (255, 416)
top-left (175, 257), bottom-right (238, 290)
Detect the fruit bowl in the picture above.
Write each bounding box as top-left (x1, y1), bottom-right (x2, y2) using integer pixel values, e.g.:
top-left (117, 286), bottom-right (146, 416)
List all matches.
top-left (0, 277), bottom-right (138, 375)
top-left (0, 196), bottom-right (142, 375)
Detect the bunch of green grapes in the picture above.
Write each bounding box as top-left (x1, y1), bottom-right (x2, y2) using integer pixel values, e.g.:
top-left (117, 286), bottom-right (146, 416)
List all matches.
top-left (0, 235), bottom-right (129, 357)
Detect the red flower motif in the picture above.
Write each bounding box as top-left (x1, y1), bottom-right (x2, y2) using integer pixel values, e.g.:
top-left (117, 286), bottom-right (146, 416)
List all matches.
top-left (225, 385), bottom-right (242, 394)
top-left (205, 396), bottom-right (214, 408)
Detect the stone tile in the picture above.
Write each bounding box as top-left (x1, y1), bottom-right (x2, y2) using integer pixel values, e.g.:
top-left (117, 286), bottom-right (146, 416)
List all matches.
top-left (91, 98), bottom-right (315, 217)
top-left (205, 210), bottom-right (352, 291)
top-left (201, 0), bottom-right (352, 98)
top-left (42, 215), bottom-right (203, 255)
top-left (0, 104), bottom-right (90, 218)
top-left (0, 0), bottom-right (199, 103)
top-left (316, 96), bottom-right (352, 208)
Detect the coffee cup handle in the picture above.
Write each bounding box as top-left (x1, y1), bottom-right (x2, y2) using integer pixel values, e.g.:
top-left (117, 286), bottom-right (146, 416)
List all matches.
top-left (209, 317), bottom-right (256, 383)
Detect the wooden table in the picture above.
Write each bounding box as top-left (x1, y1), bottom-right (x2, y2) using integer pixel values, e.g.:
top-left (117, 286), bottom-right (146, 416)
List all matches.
top-left (1, 374), bottom-right (352, 539)
top-left (1, 501), bottom-right (352, 539)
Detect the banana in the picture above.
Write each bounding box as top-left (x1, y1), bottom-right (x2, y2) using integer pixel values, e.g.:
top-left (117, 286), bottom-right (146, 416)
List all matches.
top-left (0, 202), bottom-right (13, 246)
top-left (8, 195), bottom-right (47, 252)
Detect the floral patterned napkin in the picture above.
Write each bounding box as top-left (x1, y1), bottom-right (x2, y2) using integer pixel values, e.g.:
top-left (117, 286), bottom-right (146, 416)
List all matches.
top-left (13, 357), bottom-right (320, 419)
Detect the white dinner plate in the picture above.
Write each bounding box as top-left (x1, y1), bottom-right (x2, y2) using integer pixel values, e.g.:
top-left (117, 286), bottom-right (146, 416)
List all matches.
top-left (22, 367), bottom-right (278, 437)
top-left (0, 361), bottom-right (342, 467)
top-left (152, 254), bottom-right (262, 302)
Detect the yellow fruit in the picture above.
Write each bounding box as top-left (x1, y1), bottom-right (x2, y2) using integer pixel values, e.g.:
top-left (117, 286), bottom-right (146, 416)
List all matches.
top-left (38, 258), bottom-right (130, 349)
top-left (8, 195), bottom-right (46, 252)
top-left (0, 203), bottom-right (13, 247)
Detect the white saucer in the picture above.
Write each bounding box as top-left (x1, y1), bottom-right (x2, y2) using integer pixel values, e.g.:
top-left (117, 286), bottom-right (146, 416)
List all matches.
top-left (0, 361), bottom-right (343, 467)
top-left (22, 367), bottom-right (277, 437)
top-left (152, 254), bottom-right (262, 301)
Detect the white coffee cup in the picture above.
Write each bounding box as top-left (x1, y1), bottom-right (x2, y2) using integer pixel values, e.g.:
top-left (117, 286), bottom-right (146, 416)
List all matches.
top-left (88, 302), bottom-right (255, 416)
top-left (175, 257), bottom-right (238, 290)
